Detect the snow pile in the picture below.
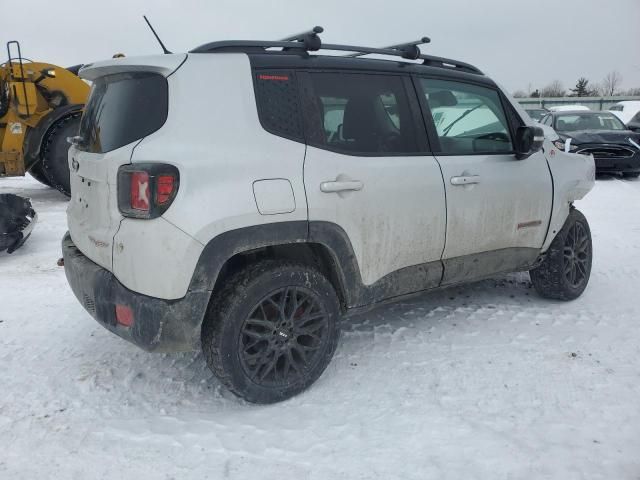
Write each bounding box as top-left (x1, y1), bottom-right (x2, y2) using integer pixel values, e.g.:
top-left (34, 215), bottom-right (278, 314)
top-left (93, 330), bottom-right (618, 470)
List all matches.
top-left (1, 175), bottom-right (639, 479)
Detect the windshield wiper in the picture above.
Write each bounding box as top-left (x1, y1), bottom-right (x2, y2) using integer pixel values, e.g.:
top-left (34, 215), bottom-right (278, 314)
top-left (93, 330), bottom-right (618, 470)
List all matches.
top-left (442, 104), bottom-right (483, 136)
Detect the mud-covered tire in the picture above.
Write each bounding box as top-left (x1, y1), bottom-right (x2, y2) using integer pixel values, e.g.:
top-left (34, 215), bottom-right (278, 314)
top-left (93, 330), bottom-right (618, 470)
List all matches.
top-left (530, 208), bottom-right (592, 300)
top-left (202, 260), bottom-right (341, 404)
top-left (41, 114), bottom-right (81, 196)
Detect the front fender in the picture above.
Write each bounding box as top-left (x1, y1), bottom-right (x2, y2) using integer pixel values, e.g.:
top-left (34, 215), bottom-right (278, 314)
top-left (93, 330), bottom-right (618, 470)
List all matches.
top-left (542, 143), bottom-right (595, 251)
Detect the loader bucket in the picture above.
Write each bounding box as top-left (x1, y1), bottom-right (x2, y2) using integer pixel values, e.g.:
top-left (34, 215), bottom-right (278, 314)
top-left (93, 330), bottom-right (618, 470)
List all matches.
top-left (0, 194), bottom-right (37, 253)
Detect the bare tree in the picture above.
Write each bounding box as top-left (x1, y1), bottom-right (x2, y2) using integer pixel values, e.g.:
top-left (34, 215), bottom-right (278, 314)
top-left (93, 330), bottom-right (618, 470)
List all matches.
top-left (601, 71), bottom-right (622, 96)
top-left (541, 80), bottom-right (566, 97)
top-left (622, 87), bottom-right (640, 96)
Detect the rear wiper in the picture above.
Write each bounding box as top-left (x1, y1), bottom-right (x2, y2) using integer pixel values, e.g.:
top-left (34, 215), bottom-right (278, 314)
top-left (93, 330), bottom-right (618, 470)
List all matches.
top-left (442, 104), bottom-right (483, 136)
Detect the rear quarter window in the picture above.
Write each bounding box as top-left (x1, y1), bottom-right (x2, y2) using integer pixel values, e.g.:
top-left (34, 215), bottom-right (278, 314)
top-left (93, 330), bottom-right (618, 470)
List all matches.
top-left (78, 72), bottom-right (168, 153)
top-left (253, 71), bottom-right (304, 142)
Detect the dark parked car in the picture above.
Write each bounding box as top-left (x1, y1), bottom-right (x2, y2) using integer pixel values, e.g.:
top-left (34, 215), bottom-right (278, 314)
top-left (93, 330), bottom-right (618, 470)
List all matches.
top-left (540, 110), bottom-right (640, 177)
top-left (627, 111), bottom-right (640, 133)
top-left (525, 108), bottom-right (548, 122)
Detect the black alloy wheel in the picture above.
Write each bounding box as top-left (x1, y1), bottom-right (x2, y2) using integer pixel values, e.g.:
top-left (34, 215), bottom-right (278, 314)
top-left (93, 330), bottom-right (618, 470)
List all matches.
top-left (238, 287), bottom-right (329, 387)
top-left (563, 221), bottom-right (591, 289)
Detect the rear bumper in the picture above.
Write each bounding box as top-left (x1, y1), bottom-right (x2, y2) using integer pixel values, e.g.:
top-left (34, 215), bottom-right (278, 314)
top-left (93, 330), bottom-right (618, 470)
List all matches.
top-left (62, 232), bottom-right (210, 352)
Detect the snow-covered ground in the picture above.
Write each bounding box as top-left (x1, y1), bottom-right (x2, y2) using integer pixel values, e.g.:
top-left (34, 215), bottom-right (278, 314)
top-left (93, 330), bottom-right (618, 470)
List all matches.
top-left (1, 174), bottom-right (639, 480)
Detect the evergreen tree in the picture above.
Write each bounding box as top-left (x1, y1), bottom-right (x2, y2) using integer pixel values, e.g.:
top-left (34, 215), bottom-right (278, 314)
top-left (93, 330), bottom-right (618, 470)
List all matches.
top-left (570, 77), bottom-right (594, 97)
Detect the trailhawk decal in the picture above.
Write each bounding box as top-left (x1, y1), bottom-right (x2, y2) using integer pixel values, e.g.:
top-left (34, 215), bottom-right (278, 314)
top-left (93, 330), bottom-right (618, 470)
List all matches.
top-left (517, 220), bottom-right (543, 230)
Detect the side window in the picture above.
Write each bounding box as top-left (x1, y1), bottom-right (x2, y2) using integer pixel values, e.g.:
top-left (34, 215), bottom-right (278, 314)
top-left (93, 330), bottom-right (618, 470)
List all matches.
top-left (253, 71), bottom-right (304, 141)
top-left (305, 73), bottom-right (419, 155)
top-left (418, 78), bottom-right (513, 155)
top-left (609, 104), bottom-right (623, 112)
top-left (542, 115), bottom-right (552, 126)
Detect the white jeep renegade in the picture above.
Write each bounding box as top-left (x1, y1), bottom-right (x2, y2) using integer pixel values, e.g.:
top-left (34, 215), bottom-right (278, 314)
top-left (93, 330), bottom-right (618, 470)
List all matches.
top-left (63, 30), bottom-right (595, 403)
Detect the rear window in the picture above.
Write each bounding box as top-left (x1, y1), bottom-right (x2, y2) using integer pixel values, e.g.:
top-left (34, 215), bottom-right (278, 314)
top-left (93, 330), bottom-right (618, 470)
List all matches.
top-left (555, 113), bottom-right (626, 131)
top-left (78, 72), bottom-right (168, 153)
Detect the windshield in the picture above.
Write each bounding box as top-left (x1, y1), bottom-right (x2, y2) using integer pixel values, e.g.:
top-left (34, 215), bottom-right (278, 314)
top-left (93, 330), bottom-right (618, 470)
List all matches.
top-left (554, 113), bottom-right (627, 132)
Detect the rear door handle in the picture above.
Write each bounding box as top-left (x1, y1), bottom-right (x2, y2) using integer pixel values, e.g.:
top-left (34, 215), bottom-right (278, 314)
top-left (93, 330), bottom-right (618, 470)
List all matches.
top-left (450, 175), bottom-right (480, 186)
top-left (320, 180), bottom-right (364, 193)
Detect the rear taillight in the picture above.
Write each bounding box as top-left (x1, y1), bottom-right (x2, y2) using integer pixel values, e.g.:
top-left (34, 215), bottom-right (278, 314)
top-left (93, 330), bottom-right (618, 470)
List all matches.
top-left (117, 163), bottom-right (179, 219)
top-left (156, 175), bottom-right (175, 205)
top-left (130, 172), bottom-right (151, 211)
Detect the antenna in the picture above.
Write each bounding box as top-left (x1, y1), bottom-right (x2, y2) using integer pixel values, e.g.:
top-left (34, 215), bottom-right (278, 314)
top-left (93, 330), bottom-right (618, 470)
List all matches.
top-left (143, 15), bottom-right (172, 54)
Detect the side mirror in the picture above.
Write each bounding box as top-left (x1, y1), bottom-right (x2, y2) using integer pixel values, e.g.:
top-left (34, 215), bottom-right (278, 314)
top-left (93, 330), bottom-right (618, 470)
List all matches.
top-left (515, 126), bottom-right (544, 160)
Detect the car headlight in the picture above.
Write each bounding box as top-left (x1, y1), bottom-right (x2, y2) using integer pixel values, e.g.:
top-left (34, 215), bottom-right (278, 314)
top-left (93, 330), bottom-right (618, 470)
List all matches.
top-left (553, 140), bottom-right (579, 152)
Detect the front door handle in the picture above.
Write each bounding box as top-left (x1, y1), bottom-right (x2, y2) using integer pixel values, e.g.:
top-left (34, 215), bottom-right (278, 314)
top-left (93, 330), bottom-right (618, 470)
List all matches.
top-left (450, 175), bottom-right (480, 186)
top-left (320, 180), bottom-right (364, 193)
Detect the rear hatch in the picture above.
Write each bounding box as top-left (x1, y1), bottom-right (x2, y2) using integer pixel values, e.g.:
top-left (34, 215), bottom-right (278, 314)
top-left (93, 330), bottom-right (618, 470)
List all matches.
top-left (67, 54), bottom-right (186, 271)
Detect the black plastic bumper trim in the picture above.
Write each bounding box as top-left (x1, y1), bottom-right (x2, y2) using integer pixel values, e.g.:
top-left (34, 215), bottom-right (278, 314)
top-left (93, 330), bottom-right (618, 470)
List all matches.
top-left (62, 232), bottom-right (209, 352)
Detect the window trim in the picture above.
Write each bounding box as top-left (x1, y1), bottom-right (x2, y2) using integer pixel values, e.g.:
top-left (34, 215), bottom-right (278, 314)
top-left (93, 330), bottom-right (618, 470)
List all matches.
top-left (298, 69), bottom-right (432, 157)
top-left (500, 92), bottom-right (525, 143)
top-left (413, 75), bottom-right (519, 157)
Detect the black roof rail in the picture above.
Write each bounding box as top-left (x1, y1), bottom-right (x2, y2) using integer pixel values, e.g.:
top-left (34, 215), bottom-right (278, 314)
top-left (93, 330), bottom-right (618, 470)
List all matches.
top-left (190, 40), bottom-right (310, 54)
top-left (419, 54), bottom-right (482, 74)
top-left (342, 37), bottom-right (482, 74)
top-left (279, 26), bottom-right (323, 51)
top-left (189, 30), bottom-right (483, 75)
top-left (345, 37), bottom-right (431, 60)
top-left (280, 26), bottom-right (323, 41)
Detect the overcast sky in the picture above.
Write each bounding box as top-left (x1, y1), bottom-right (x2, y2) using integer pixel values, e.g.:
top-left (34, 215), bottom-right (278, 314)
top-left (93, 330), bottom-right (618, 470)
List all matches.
top-left (4, 0), bottom-right (639, 93)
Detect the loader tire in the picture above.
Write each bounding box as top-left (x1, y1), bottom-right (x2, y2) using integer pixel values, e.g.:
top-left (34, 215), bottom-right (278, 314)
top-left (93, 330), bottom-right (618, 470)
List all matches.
top-left (27, 163), bottom-right (53, 188)
top-left (41, 113), bottom-right (81, 197)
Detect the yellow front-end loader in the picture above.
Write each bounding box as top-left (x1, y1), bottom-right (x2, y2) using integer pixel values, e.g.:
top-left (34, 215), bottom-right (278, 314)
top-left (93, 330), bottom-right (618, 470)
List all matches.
top-left (1, 41), bottom-right (89, 195)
